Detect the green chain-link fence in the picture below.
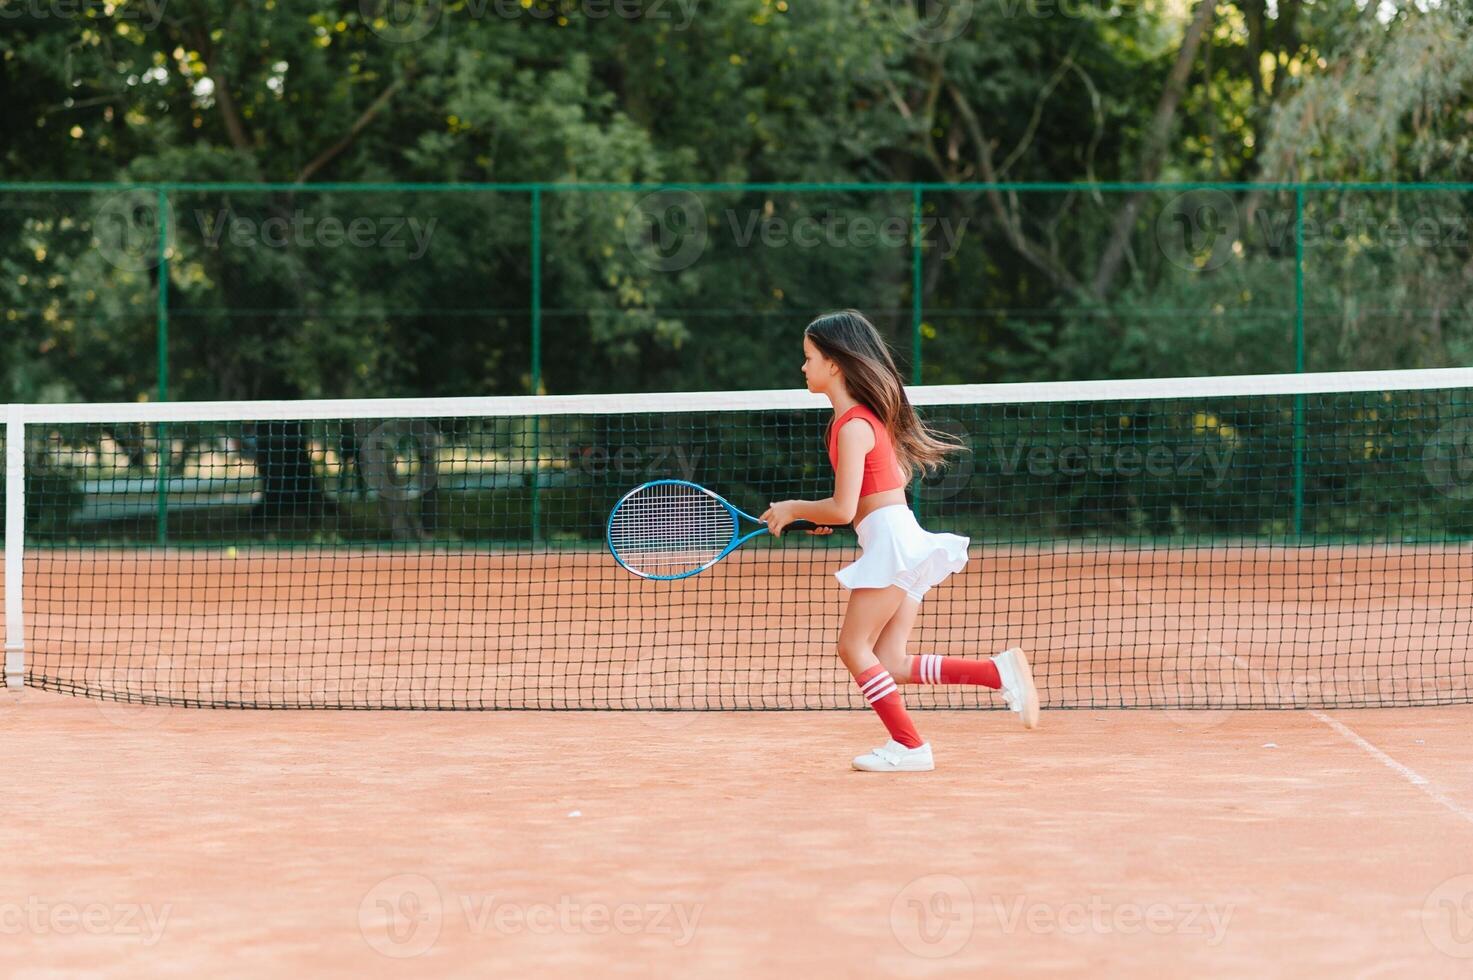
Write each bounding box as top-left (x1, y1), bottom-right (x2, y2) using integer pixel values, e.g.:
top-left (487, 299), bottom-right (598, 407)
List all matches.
top-left (4, 182), bottom-right (1471, 405)
top-left (4, 181), bottom-right (1471, 546)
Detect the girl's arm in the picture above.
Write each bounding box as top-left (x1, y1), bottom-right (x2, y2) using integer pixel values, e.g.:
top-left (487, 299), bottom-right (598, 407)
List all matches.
top-left (761, 418), bottom-right (873, 534)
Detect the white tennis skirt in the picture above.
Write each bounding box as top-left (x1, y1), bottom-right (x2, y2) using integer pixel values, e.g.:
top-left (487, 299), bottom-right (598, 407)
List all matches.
top-left (835, 505), bottom-right (970, 602)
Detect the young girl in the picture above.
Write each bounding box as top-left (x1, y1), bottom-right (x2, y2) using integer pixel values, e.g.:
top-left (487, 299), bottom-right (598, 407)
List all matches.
top-left (761, 311), bottom-right (1040, 772)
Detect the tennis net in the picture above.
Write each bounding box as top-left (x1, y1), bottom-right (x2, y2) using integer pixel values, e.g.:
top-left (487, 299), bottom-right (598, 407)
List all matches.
top-left (5, 368), bottom-right (1472, 710)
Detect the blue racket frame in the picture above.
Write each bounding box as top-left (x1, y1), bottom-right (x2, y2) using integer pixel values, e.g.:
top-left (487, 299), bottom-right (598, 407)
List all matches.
top-left (606, 479), bottom-right (817, 581)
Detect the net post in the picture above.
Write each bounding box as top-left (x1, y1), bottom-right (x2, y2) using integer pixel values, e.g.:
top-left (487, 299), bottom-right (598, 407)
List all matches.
top-left (155, 186), bottom-right (171, 547)
top-left (1292, 187), bottom-right (1306, 538)
top-left (530, 185), bottom-right (543, 543)
top-left (4, 407), bottom-right (25, 691)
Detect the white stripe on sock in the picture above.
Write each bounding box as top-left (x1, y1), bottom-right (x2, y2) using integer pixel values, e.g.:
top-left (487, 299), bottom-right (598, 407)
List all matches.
top-left (860, 671), bottom-right (894, 696)
top-left (865, 680), bottom-right (898, 703)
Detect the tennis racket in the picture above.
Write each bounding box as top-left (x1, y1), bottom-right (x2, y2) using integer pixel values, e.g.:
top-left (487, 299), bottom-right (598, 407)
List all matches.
top-left (607, 479), bottom-right (824, 580)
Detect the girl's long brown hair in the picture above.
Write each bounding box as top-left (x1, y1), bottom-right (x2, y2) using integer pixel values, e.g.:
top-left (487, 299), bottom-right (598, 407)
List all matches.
top-left (805, 310), bottom-right (964, 480)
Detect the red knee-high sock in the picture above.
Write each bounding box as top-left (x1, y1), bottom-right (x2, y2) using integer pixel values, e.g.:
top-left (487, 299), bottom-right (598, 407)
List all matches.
top-left (856, 665), bottom-right (923, 748)
top-left (910, 653), bottom-right (1001, 689)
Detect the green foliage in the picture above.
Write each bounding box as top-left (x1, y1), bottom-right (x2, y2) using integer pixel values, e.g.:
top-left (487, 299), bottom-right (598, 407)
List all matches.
top-left (1, 0), bottom-right (1470, 404)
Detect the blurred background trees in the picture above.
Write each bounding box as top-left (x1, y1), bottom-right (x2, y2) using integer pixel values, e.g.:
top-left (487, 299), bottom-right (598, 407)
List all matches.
top-left (2, 0), bottom-right (1469, 401)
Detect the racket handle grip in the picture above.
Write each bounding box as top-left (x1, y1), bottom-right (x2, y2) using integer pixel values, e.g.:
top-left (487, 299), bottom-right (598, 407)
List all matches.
top-left (787, 520), bottom-right (820, 531)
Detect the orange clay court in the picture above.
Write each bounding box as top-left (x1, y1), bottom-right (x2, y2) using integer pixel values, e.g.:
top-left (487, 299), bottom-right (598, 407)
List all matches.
top-left (3, 547), bottom-right (1473, 976)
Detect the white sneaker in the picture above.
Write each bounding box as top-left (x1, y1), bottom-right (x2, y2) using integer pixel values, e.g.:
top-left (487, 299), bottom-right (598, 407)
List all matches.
top-left (994, 647), bottom-right (1041, 729)
top-left (852, 740), bottom-right (935, 772)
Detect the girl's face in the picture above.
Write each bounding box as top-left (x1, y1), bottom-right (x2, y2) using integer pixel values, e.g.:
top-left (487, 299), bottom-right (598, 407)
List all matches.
top-left (802, 336), bottom-right (839, 394)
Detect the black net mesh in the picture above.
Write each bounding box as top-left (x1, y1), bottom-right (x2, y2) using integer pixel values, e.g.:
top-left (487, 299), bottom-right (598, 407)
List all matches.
top-left (11, 381), bottom-right (1473, 709)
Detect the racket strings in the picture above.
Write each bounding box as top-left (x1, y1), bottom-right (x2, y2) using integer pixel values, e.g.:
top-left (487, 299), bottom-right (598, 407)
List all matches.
top-left (609, 484), bottom-right (737, 576)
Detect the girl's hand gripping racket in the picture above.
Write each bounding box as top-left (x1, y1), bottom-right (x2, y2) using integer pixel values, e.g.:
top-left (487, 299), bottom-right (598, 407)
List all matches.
top-left (607, 479), bottom-right (824, 580)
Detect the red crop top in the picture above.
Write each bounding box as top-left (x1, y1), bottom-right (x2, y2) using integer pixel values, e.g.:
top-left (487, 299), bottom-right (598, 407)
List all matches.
top-left (826, 404), bottom-right (905, 496)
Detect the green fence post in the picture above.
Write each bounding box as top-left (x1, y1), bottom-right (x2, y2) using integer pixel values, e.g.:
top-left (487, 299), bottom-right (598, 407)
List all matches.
top-left (530, 186), bottom-right (543, 544)
top-left (1292, 186), bottom-right (1306, 539)
top-left (155, 185), bottom-right (170, 547)
top-left (910, 186), bottom-right (925, 521)
top-left (911, 185), bottom-right (924, 386)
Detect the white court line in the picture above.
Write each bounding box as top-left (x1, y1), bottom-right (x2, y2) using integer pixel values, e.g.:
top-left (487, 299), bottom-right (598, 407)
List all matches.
top-left (1311, 710), bottom-right (1473, 829)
